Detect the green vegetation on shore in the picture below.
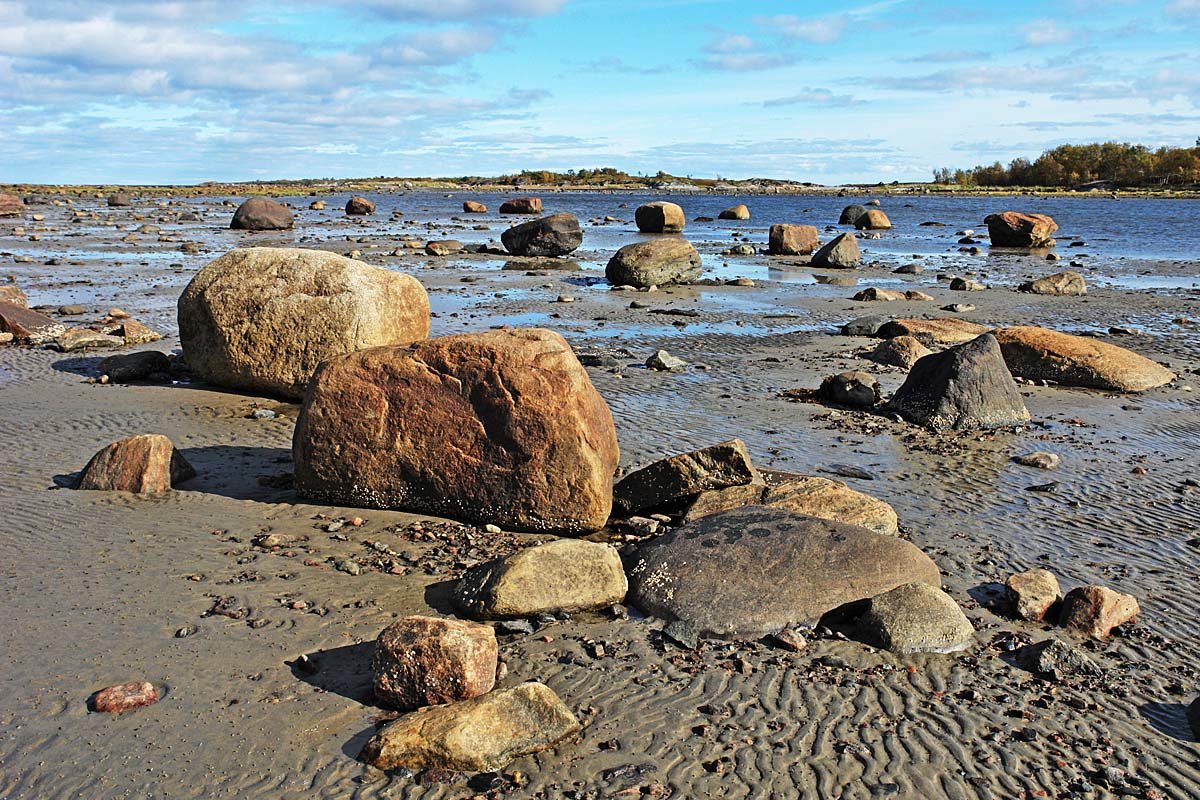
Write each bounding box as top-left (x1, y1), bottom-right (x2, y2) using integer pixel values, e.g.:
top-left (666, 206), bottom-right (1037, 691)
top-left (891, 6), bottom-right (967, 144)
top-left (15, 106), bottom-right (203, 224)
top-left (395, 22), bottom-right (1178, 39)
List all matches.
top-left (935, 141), bottom-right (1200, 189)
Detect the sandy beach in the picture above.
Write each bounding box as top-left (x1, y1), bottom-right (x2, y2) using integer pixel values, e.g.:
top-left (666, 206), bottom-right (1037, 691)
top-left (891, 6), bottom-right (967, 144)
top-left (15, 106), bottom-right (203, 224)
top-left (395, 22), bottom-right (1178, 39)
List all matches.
top-left (1, 190), bottom-right (1199, 800)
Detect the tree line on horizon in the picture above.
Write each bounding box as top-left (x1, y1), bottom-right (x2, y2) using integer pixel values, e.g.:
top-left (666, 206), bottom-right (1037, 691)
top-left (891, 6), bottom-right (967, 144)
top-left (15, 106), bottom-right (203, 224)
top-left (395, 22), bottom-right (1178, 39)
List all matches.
top-left (935, 140), bottom-right (1200, 188)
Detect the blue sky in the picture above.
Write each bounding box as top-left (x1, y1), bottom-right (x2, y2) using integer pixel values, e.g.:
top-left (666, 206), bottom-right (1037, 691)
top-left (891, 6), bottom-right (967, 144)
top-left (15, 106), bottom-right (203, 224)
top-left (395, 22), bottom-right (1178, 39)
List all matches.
top-left (1, 0), bottom-right (1197, 185)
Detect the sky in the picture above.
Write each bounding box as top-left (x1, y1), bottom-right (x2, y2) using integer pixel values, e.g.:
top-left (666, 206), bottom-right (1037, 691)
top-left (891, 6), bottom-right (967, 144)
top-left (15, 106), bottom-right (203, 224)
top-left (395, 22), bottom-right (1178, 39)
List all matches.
top-left (0, 0), bottom-right (1197, 185)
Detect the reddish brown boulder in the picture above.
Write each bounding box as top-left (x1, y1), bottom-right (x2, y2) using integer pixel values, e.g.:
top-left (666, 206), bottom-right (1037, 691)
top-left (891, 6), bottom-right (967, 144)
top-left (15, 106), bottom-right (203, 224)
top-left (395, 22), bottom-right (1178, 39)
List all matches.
top-left (499, 197), bottom-right (542, 214)
top-left (635, 202), bottom-right (686, 233)
top-left (293, 328), bottom-right (619, 534)
top-left (984, 211), bottom-right (1058, 247)
top-left (92, 681), bottom-right (158, 713)
top-left (229, 197), bottom-right (293, 231)
top-left (346, 196), bottom-right (376, 215)
top-left (78, 434), bottom-right (196, 494)
top-left (462, 200), bottom-right (488, 213)
top-left (768, 224), bottom-right (819, 255)
top-left (0, 301), bottom-right (63, 341)
top-left (373, 616), bottom-right (498, 711)
top-left (993, 326), bottom-right (1174, 392)
top-left (0, 192), bottom-right (24, 217)
top-left (876, 317), bottom-right (990, 346)
top-left (1060, 585), bottom-right (1139, 638)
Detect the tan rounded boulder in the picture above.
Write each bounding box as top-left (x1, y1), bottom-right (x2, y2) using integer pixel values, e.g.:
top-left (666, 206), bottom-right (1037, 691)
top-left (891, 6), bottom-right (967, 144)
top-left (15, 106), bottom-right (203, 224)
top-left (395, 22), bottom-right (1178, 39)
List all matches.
top-left (984, 211), bottom-right (1058, 247)
top-left (854, 209), bottom-right (892, 230)
top-left (78, 434), bottom-right (196, 494)
top-left (293, 328), bottom-right (619, 534)
top-left (635, 201), bottom-right (686, 233)
top-left (718, 204), bottom-right (750, 220)
top-left (454, 539), bottom-right (627, 618)
top-left (993, 326), bottom-right (1174, 392)
top-left (373, 616), bottom-right (498, 711)
top-left (346, 196), bottom-right (376, 215)
top-left (859, 583), bottom-right (974, 654)
top-left (463, 200), bottom-right (488, 213)
top-left (768, 224), bottom-right (819, 255)
top-left (179, 248), bottom-right (429, 400)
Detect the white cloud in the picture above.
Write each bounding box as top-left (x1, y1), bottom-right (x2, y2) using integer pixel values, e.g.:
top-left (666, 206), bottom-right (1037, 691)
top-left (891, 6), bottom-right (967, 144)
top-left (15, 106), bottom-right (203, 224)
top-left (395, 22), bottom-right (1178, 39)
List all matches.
top-left (1021, 19), bottom-right (1073, 46)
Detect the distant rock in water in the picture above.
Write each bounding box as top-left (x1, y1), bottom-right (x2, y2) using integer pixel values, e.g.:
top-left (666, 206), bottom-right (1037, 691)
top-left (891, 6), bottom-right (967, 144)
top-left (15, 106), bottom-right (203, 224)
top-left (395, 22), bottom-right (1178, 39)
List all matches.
top-left (1019, 270), bottom-right (1086, 296)
top-left (346, 196), bottom-right (375, 215)
top-left (718, 204), bottom-right (750, 220)
top-left (0, 192), bottom-right (24, 217)
top-left (993, 325), bottom-right (1174, 392)
top-left (635, 201), bottom-right (686, 233)
top-left (292, 328), bottom-right (619, 534)
top-left (984, 211), bottom-right (1058, 247)
top-left (499, 197), bottom-right (543, 214)
top-left (501, 213), bottom-right (583, 257)
top-left (838, 204), bottom-right (868, 226)
top-left (230, 197), bottom-right (293, 231)
top-left (606, 238), bottom-right (701, 288)
top-left (178, 247), bottom-right (429, 399)
top-left (107, 192), bottom-right (133, 208)
top-left (887, 333), bottom-right (1030, 431)
top-left (810, 232), bottom-right (861, 269)
top-left (625, 505), bottom-right (942, 639)
top-left (462, 200), bottom-right (487, 213)
top-left (78, 433), bottom-right (195, 494)
top-left (854, 209), bottom-right (891, 230)
top-left (768, 224), bottom-right (818, 255)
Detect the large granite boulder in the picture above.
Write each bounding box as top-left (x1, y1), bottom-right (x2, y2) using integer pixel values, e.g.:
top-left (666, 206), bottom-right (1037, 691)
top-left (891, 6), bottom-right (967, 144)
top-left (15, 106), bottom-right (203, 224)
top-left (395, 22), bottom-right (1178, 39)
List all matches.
top-left (454, 539), bottom-right (627, 618)
top-left (0, 193), bottom-right (25, 217)
top-left (293, 328), bottom-right (619, 534)
top-left (839, 204), bottom-right (868, 226)
top-left (78, 434), bottom-right (195, 494)
top-left (360, 682), bottom-right (580, 772)
top-left (635, 202), bottom-right (686, 233)
top-left (346, 196), bottom-right (376, 215)
top-left (373, 616), bottom-right (497, 711)
top-left (984, 211), bottom-right (1058, 247)
top-left (875, 317), bottom-right (990, 346)
top-left (993, 326), bottom-right (1174, 392)
top-left (499, 197), bottom-right (542, 214)
top-left (1020, 270), bottom-right (1086, 296)
top-left (613, 439), bottom-right (757, 515)
top-left (501, 213), bottom-right (582, 257)
top-left (179, 248), bottom-right (429, 399)
top-left (1059, 585), bottom-right (1139, 638)
top-left (854, 209), bottom-right (892, 230)
top-left (887, 333), bottom-right (1030, 431)
top-left (606, 238), bottom-right (701, 288)
top-left (107, 192), bottom-right (133, 208)
top-left (810, 232), bottom-right (861, 269)
top-left (858, 582), bottom-right (974, 654)
top-left (625, 506), bottom-right (942, 639)
top-left (718, 204), bottom-right (750, 220)
top-left (768, 224), bottom-right (819, 255)
top-left (229, 197), bottom-right (293, 231)
top-left (0, 301), bottom-right (62, 341)
top-left (463, 200), bottom-right (487, 213)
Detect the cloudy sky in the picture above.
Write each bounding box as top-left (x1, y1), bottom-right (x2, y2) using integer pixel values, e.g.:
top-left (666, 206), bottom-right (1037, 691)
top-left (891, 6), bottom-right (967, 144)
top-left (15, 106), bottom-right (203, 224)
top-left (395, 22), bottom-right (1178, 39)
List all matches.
top-left (1, 0), bottom-right (1197, 185)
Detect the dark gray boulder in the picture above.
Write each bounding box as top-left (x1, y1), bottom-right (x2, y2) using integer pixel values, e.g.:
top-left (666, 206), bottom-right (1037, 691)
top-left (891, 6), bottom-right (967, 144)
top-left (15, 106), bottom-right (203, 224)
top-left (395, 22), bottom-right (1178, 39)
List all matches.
top-left (605, 238), bottom-right (701, 288)
top-left (819, 371), bottom-right (880, 408)
top-left (839, 204), bottom-right (868, 226)
top-left (501, 213), bottom-right (583, 257)
top-left (811, 232), bottom-right (861, 269)
top-left (100, 351), bottom-right (170, 382)
top-left (887, 333), bottom-right (1030, 431)
top-left (230, 197), bottom-right (293, 231)
top-left (625, 505), bottom-right (942, 639)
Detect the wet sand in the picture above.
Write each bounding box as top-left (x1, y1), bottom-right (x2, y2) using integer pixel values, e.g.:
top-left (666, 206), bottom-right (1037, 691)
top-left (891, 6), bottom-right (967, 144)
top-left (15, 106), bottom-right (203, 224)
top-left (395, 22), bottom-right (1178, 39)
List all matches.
top-left (1, 193), bottom-right (1199, 799)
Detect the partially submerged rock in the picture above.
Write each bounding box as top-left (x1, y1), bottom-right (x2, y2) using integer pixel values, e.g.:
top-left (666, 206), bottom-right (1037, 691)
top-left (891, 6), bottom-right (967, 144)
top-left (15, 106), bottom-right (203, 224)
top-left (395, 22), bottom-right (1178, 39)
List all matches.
top-left (810, 232), bottom-right (861, 269)
top-left (984, 211), bottom-right (1058, 247)
top-left (768, 224), bottom-right (819, 255)
top-left (425, 240), bottom-right (463, 256)
top-left (635, 201), bottom-right (685, 233)
top-left (605, 238), bottom-right (701, 288)
top-left (1005, 569), bottom-right (1061, 622)
top-left (852, 288), bottom-right (930, 302)
top-left (501, 213), bottom-right (583, 257)
top-left (887, 334), bottom-right (1030, 431)
top-left (1013, 451), bottom-right (1061, 470)
top-left (229, 197), bottom-right (293, 231)
top-left (838, 204), bottom-right (868, 226)
top-left (454, 539), bottom-right (627, 618)
top-left (499, 197), bottom-right (542, 215)
top-left (373, 616), bottom-right (498, 711)
top-left (1020, 270), bottom-right (1086, 296)
top-left (625, 506), bottom-right (941, 639)
top-left (613, 438), bottom-right (757, 515)
top-left (854, 209), bottom-right (892, 230)
top-left (718, 204), bottom-right (750, 220)
top-left (107, 193), bottom-right (133, 207)
top-left (993, 326), bottom-right (1174, 392)
top-left (92, 681), bottom-right (158, 713)
top-left (293, 328), bottom-right (619, 534)
top-left (875, 317), bottom-right (990, 346)
top-left (178, 247), bottom-right (429, 400)
top-left (1059, 585), bottom-right (1139, 638)
top-left (346, 196), bottom-right (376, 215)
top-left (463, 200), bottom-right (487, 213)
top-left (78, 434), bottom-right (195, 494)
top-left (360, 682), bottom-right (580, 772)
top-left (858, 582), bottom-right (974, 654)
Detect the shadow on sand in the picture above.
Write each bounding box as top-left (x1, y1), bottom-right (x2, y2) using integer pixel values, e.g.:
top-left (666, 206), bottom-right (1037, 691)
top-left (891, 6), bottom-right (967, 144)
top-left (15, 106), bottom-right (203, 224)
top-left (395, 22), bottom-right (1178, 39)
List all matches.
top-left (177, 444), bottom-right (294, 502)
top-left (1139, 701), bottom-right (1197, 743)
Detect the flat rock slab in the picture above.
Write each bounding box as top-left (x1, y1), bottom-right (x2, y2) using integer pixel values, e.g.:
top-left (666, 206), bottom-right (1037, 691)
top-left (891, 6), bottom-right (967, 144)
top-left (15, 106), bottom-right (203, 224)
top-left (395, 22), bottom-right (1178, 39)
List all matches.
top-left (454, 539), bottom-right (627, 618)
top-left (613, 438), bottom-right (757, 515)
top-left (360, 682), bottom-right (580, 772)
top-left (994, 326), bottom-right (1174, 392)
top-left (0, 301), bottom-right (64, 341)
top-left (876, 317), bottom-right (990, 346)
top-left (625, 506), bottom-right (941, 639)
top-left (760, 471), bottom-right (899, 536)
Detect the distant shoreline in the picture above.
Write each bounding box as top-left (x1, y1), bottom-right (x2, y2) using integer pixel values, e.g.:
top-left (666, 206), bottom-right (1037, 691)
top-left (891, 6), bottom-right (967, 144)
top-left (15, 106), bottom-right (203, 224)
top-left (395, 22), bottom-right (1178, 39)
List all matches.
top-left (3, 179), bottom-right (1199, 199)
